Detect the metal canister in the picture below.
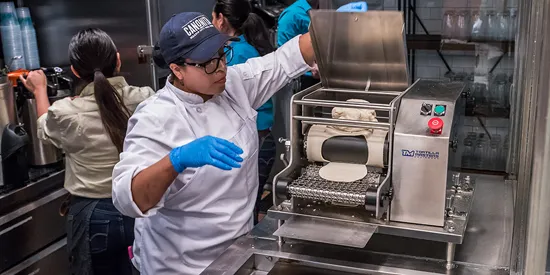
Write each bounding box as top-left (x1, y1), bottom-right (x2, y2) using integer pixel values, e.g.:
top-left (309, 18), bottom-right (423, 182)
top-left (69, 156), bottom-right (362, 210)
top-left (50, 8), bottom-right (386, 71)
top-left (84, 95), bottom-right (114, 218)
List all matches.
top-left (0, 79), bottom-right (16, 128)
top-left (21, 98), bottom-right (62, 166)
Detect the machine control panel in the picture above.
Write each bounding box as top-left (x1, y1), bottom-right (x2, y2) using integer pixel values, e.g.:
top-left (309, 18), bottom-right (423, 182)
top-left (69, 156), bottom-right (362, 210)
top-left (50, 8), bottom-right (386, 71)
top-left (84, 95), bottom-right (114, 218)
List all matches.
top-left (420, 102), bottom-right (433, 115)
top-left (420, 103), bottom-right (447, 117)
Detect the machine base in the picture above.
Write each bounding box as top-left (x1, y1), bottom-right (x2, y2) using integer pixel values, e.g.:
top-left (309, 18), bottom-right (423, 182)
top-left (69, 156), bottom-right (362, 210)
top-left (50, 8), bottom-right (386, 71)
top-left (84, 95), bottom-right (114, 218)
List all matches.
top-left (270, 177), bottom-right (475, 245)
top-left (202, 174), bottom-right (512, 275)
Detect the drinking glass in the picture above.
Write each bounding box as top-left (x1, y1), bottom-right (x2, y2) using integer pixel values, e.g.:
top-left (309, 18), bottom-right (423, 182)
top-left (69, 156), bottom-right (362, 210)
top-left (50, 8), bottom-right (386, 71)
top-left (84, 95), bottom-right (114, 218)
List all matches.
top-left (497, 12), bottom-right (510, 41)
top-left (462, 136), bottom-right (475, 168)
top-left (456, 10), bottom-right (470, 40)
top-left (474, 133), bottom-right (489, 169)
top-left (490, 74), bottom-right (509, 108)
top-left (443, 11), bottom-right (457, 39)
top-left (473, 82), bottom-right (488, 105)
top-left (486, 10), bottom-right (497, 40)
top-left (471, 10), bottom-right (484, 40)
top-left (489, 134), bottom-right (502, 170)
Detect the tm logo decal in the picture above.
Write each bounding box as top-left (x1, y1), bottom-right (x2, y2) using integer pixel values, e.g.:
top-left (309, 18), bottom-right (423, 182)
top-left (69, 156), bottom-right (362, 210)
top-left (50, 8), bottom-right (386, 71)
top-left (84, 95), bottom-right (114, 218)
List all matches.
top-left (401, 149), bottom-right (440, 159)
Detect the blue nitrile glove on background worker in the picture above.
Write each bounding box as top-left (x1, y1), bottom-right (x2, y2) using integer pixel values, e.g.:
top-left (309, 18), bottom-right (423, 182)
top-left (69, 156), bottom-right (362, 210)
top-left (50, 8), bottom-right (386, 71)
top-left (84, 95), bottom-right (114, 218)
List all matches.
top-left (337, 1), bottom-right (368, 12)
top-left (169, 136), bottom-right (244, 172)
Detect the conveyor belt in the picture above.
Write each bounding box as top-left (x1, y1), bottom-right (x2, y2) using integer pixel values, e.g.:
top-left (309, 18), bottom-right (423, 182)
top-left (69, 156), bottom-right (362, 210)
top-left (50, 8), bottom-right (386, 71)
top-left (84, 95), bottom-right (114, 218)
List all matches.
top-left (287, 165), bottom-right (381, 206)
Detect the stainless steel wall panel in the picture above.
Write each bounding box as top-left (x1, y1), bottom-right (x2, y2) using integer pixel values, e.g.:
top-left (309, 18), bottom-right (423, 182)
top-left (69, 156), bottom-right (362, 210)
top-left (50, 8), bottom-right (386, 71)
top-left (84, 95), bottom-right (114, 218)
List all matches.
top-left (22, 0), bottom-right (152, 87)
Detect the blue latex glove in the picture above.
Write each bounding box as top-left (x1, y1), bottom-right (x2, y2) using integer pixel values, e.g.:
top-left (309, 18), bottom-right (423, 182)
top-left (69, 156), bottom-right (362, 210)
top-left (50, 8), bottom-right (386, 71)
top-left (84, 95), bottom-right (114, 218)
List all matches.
top-left (169, 136), bottom-right (244, 173)
top-left (337, 1), bottom-right (368, 12)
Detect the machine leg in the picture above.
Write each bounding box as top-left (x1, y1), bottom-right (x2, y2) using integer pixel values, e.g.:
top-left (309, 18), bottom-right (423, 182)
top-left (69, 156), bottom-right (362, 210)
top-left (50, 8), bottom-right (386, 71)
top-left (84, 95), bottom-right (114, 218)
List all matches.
top-left (445, 242), bottom-right (456, 270)
top-left (277, 220), bottom-right (285, 247)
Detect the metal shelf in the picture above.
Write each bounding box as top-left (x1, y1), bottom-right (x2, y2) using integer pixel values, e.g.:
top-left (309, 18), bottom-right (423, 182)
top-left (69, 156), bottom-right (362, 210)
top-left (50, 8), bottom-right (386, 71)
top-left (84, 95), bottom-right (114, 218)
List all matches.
top-left (407, 34), bottom-right (516, 52)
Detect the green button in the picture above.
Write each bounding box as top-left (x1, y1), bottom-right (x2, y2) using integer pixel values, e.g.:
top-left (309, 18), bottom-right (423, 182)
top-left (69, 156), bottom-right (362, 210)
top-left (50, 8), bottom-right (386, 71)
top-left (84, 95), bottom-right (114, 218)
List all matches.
top-left (434, 105), bottom-right (446, 115)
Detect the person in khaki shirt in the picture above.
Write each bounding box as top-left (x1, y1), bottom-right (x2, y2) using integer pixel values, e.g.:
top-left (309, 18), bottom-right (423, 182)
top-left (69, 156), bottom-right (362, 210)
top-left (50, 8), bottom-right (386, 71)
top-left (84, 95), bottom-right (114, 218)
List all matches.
top-left (20, 28), bottom-right (154, 275)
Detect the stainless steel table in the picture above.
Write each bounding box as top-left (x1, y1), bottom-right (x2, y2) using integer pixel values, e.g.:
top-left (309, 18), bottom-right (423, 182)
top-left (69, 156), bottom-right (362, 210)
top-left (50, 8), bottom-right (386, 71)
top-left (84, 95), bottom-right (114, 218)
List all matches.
top-left (203, 174), bottom-right (513, 275)
top-left (0, 171), bottom-right (68, 275)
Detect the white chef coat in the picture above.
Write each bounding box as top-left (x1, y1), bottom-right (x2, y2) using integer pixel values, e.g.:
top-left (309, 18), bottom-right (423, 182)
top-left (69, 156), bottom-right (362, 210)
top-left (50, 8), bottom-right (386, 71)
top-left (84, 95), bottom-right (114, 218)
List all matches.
top-left (112, 35), bottom-right (309, 275)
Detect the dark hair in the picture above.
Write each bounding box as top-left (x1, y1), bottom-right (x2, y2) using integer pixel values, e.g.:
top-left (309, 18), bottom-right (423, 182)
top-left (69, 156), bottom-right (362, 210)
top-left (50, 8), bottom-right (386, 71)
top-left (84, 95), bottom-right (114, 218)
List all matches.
top-left (307, 0), bottom-right (320, 9)
top-left (213, 0), bottom-right (275, 56)
top-left (68, 28), bottom-right (130, 153)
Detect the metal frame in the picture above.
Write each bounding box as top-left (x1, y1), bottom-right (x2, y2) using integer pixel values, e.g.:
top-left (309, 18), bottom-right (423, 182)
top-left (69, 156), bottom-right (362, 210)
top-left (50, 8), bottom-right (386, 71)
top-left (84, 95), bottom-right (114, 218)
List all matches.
top-left (398, 0), bottom-right (451, 80)
top-left (145, 0), bottom-right (161, 91)
top-left (289, 85), bottom-right (405, 218)
top-left (509, 0), bottom-right (550, 273)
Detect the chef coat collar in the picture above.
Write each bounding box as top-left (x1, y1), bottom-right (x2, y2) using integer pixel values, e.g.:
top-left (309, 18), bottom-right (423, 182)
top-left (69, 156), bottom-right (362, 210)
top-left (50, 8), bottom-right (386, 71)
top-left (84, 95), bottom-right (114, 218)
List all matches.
top-left (80, 76), bottom-right (129, 97)
top-left (164, 75), bottom-right (219, 104)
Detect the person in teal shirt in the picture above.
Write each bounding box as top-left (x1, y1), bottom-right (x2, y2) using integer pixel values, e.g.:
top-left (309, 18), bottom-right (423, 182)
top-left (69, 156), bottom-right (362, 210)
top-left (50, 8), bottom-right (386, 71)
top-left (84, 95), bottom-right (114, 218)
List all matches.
top-left (226, 40), bottom-right (274, 131)
top-left (277, 0), bottom-right (368, 91)
top-left (277, 0), bottom-right (320, 91)
top-left (212, 0), bottom-right (277, 225)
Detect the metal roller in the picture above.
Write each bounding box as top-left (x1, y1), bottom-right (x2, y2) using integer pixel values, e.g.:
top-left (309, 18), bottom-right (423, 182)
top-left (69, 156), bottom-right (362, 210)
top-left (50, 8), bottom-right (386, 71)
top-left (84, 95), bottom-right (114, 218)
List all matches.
top-left (305, 125), bottom-right (389, 168)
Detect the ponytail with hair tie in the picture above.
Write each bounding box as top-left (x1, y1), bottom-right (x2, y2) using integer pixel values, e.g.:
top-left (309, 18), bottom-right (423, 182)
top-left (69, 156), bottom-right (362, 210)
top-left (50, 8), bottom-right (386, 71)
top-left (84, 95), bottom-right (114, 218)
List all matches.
top-left (214, 0), bottom-right (275, 56)
top-left (239, 12), bottom-right (274, 56)
top-left (69, 28), bottom-right (131, 153)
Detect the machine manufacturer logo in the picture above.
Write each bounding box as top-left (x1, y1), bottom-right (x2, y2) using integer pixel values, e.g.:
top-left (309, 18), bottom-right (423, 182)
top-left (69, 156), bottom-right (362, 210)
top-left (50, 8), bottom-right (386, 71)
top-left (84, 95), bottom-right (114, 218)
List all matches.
top-left (401, 149), bottom-right (440, 159)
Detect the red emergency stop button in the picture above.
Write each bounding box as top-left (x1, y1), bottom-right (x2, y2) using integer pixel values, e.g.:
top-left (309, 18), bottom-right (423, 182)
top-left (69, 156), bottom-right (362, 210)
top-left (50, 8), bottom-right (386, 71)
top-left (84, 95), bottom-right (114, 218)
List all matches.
top-left (428, 118), bottom-right (444, 135)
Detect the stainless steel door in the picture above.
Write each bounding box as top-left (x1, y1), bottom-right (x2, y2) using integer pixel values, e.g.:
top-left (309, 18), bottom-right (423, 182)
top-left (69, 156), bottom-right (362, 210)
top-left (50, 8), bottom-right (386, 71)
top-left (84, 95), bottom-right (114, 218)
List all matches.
top-left (157, 0), bottom-right (217, 23)
top-left (22, 0), bottom-right (153, 87)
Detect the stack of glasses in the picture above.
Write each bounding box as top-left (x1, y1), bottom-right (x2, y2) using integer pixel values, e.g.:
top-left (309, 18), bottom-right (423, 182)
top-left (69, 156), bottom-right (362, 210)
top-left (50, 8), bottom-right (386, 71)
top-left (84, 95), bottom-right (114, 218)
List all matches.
top-left (462, 132), bottom-right (508, 171)
top-left (0, 2), bottom-right (25, 70)
top-left (17, 7), bottom-right (39, 70)
top-left (446, 72), bottom-right (513, 115)
top-left (442, 8), bottom-right (518, 42)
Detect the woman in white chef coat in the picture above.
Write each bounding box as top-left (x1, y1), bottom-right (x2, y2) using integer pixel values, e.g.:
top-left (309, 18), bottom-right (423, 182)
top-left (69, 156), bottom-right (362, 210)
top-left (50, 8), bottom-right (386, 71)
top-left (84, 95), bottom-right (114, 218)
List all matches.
top-left (111, 11), bottom-right (314, 275)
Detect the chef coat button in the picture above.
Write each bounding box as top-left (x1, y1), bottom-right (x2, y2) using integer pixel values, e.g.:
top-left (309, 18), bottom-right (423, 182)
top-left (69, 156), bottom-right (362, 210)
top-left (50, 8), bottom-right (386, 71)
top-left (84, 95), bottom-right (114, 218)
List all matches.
top-left (196, 107), bottom-right (202, 113)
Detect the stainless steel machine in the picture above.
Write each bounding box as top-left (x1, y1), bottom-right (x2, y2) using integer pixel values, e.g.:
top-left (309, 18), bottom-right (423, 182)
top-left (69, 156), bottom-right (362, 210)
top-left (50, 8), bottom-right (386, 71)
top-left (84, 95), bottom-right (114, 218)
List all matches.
top-left (269, 10), bottom-right (473, 268)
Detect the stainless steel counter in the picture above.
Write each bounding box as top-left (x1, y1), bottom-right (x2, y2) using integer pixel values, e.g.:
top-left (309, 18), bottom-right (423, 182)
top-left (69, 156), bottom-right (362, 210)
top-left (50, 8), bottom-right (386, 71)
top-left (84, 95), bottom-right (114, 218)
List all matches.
top-left (0, 171), bottom-right (68, 274)
top-left (203, 174), bottom-right (512, 275)
top-left (0, 170), bottom-right (65, 216)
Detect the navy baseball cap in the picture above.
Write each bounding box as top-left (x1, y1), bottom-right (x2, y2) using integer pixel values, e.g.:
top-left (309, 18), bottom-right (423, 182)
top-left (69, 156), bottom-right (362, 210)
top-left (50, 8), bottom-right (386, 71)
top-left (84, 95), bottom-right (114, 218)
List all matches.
top-left (159, 12), bottom-right (237, 64)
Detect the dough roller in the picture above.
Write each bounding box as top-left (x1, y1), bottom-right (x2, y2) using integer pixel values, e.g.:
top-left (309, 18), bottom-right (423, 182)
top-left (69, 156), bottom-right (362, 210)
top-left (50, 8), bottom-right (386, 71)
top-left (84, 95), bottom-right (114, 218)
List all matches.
top-left (270, 10), bottom-right (475, 269)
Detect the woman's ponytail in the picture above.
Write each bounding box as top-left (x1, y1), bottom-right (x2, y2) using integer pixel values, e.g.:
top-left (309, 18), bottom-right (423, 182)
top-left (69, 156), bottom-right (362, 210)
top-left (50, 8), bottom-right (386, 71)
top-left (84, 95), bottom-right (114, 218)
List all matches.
top-left (69, 28), bottom-right (131, 153)
top-left (214, 0), bottom-right (275, 56)
top-left (92, 69), bottom-right (131, 153)
top-left (240, 13), bottom-right (274, 56)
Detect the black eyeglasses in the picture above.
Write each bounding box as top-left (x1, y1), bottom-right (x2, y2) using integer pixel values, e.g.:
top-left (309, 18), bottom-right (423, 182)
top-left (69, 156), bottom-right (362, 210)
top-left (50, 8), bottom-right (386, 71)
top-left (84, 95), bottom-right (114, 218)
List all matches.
top-left (179, 46), bottom-right (233, 74)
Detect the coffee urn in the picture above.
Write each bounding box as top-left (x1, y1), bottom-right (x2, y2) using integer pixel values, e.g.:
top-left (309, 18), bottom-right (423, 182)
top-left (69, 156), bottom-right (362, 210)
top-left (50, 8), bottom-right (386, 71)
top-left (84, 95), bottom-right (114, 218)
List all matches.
top-left (0, 78), bottom-right (29, 190)
top-left (20, 97), bottom-right (63, 167)
top-left (16, 67), bottom-right (70, 167)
